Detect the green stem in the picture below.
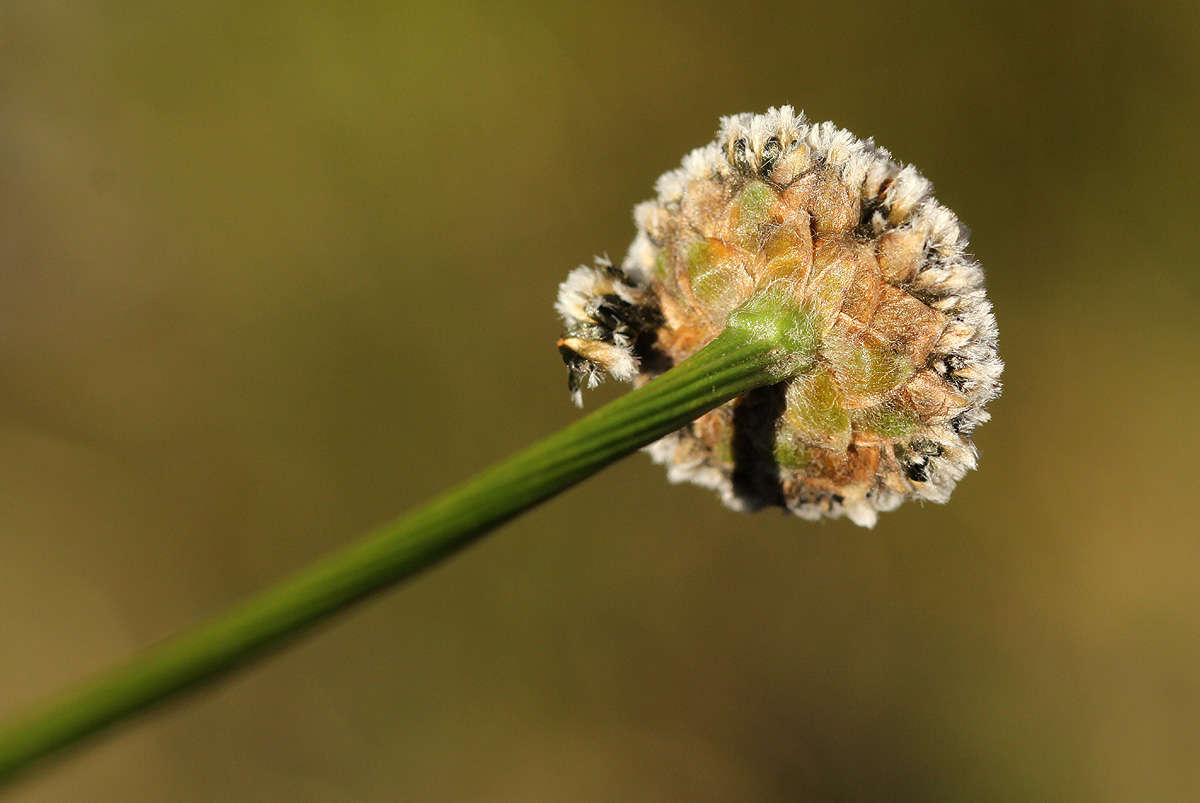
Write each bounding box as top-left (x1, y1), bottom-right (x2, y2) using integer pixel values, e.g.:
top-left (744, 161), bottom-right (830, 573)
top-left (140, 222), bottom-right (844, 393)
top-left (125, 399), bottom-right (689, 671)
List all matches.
top-left (0, 294), bottom-right (811, 785)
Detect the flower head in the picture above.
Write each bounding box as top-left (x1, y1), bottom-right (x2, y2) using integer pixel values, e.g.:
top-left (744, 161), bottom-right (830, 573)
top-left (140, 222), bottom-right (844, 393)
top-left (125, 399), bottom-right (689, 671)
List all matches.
top-left (557, 107), bottom-right (1001, 526)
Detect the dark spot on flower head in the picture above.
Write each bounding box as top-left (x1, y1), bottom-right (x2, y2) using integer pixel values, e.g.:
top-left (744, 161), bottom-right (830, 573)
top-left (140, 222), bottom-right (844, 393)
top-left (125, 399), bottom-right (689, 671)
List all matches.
top-left (732, 138), bottom-right (750, 171)
top-left (592, 294), bottom-right (638, 331)
top-left (593, 293), bottom-right (663, 335)
top-left (635, 335), bottom-right (673, 375)
top-left (950, 411), bottom-right (975, 436)
top-left (760, 137), bottom-right (782, 174)
top-left (905, 460), bottom-right (929, 483)
top-left (856, 197), bottom-right (890, 238)
top-left (941, 354), bottom-right (969, 391)
top-left (557, 347), bottom-right (592, 390)
top-left (558, 344), bottom-right (583, 367)
top-left (596, 262), bottom-right (626, 282)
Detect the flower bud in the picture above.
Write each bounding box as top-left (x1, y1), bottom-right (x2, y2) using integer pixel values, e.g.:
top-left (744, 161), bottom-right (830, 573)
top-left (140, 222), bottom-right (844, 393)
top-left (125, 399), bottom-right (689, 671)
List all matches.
top-left (557, 107), bottom-right (1001, 526)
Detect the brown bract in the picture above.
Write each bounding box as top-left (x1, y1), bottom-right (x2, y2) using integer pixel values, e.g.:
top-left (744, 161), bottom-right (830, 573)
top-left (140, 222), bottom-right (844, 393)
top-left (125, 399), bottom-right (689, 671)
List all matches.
top-left (556, 107), bottom-right (1001, 526)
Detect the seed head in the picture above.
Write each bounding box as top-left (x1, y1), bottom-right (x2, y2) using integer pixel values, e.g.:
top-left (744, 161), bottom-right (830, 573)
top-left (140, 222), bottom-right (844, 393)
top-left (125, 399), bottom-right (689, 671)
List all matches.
top-left (556, 107), bottom-right (1002, 526)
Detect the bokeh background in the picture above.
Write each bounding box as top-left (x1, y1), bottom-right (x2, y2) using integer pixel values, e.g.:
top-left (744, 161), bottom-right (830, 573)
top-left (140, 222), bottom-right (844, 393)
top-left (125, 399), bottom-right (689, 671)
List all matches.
top-left (2, 1), bottom-right (1197, 800)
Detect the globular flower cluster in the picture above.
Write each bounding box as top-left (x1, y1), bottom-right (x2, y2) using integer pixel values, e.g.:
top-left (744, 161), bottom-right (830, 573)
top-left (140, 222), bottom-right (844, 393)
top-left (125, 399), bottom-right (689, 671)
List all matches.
top-left (556, 107), bottom-right (1001, 526)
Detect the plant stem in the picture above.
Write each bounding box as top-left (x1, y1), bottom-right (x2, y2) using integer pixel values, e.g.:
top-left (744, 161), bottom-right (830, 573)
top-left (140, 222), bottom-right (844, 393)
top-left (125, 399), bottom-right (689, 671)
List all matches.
top-left (0, 293), bottom-right (811, 786)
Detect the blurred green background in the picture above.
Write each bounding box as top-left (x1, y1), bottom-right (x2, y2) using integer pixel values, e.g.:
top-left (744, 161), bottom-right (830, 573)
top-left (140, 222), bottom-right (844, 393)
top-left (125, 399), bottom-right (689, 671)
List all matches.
top-left (1, 1), bottom-right (1197, 800)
